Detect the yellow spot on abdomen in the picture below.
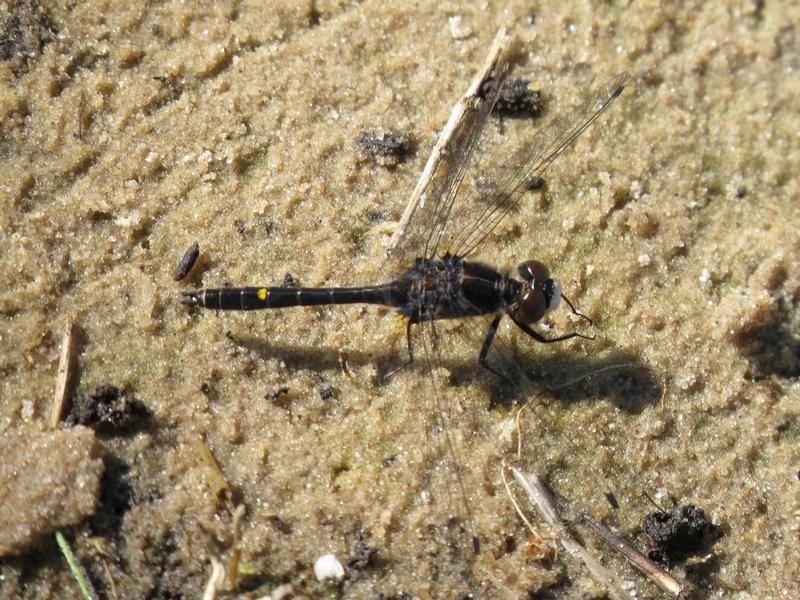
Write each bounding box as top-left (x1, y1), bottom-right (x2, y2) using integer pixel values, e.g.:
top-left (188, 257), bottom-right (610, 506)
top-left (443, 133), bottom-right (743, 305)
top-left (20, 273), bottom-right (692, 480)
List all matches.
top-left (257, 288), bottom-right (268, 301)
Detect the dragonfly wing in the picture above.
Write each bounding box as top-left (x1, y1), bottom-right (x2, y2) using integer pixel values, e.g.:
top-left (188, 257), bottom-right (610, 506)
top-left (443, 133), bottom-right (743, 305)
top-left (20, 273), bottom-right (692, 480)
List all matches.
top-left (446, 72), bottom-right (629, 259)
top-left (381, 66), bottom-right (510, 276)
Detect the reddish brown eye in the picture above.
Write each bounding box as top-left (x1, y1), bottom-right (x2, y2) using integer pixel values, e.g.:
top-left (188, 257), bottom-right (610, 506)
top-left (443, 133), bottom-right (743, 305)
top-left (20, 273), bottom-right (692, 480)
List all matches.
top-left (518, 260), bottom-right (550, 282)
top-left (516, 287), bottom-right (547, 324)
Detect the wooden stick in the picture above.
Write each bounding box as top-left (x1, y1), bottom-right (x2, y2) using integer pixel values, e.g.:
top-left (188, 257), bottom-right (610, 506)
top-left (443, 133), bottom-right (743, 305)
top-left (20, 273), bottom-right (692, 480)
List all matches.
top-left (385, 27), bottom-right (512, 254)
top-left (510, 468), bottom-right (634, 600)
top-left (50, 320), bottom-right (75, 429)
top-left (582, 518), bottom-right (688, 599)
top-left (202, 556), bottom-right (225, 600)
top-left (228, 504), bottom-right (246, 589)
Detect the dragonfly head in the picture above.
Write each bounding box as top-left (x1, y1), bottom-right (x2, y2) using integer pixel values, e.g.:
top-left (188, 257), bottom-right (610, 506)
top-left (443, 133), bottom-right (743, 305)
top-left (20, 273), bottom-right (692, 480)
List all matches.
top-left (514, 260), bottom-right (561, 324)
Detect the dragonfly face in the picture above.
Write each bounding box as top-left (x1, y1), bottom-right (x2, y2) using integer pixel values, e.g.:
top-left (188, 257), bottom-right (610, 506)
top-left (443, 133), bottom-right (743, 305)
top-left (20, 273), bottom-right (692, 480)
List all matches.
top-left (512, 259), bottom-right (562, 324)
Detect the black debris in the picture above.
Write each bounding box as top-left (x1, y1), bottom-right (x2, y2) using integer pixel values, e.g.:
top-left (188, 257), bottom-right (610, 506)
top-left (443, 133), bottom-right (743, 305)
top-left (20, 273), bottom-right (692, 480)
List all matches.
top-left (307, 3), bottom-right (321, 27)
top-left (477, 72), bottom-right (501, 100)
top-left (265, 514), bottom-right (292, 534)
top-left (347, 532), bottom-right (377, 570)
top-left (604, 491), bottom-right (619, 510)
top-left (313, 373), bottom-right (334, 401)
top-left (1, 3), bottom-right (56, 74)
top-left (357, 131), bottom-right (412, 166)
top-left (173, 241), bottom-right (199, 281)
top-left (266, 386), bottom-right (290, 407)
top-left (523, 175), bottom-right (545, 190)
top-left (199, 382), bottom-right (210, 395)
top-left (281, 272), bottom-right (296, 287)
top-left (480, 76), bottom-right (543, 118)
top-left (66, 384), bottom-right (150, 431)
top-left (494, 78), bottom-right (543, 117)
top-left (364, 209), bottom-right (387, 224)
top-left (643, 504), bottom-right (721, 562)
top-left (736, 185), bottom-right (747, 198)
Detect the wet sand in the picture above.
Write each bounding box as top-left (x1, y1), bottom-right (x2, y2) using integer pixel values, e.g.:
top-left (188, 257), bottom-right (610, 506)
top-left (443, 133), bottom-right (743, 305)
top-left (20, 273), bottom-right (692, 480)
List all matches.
top-left (1, 1), bottom-right (798, 598)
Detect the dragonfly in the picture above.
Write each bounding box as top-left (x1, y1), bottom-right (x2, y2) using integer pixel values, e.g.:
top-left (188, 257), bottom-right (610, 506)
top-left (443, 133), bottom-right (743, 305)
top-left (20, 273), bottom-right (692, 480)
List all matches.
top-left (181, 64), bottom-right (627, 563)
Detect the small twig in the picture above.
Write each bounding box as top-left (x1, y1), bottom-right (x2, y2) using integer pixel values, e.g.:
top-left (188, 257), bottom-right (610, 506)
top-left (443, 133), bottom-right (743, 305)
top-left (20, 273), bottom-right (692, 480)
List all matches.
top-left (582, 518), bottom-right (689, 599)
top-left (513, 400), bottom-right (537, 459)
top-left (50, 320), bottom-right (75, 429)
top-left (500, 461), bottom-right (537, 535)
top-left (100, 555), bottom-right (120, 600)
top-left (55, 530), bottom-right (98, 600)
top-left (228, 504), bottom-right (246, 589)
top-left (510, 468), bottom-right (634, 600)
top-left (385, 27), bottom-right (512, 253)
top-left (202, 555), bottom-right (225, 600)
top-left (643, 490), bottom-right (666, 512)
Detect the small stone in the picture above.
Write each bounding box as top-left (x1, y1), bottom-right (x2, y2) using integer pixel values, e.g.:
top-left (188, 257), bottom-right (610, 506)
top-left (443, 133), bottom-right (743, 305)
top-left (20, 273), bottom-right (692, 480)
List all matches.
top-left (313, 552), bottom-right (345, 582)
top-left (448, 15), bottom-right (472, 40)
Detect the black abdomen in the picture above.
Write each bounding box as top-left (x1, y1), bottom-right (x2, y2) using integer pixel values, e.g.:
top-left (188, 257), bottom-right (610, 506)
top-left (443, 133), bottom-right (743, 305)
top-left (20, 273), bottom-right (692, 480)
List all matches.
top-left (181, 285), bottom-right (395, 311)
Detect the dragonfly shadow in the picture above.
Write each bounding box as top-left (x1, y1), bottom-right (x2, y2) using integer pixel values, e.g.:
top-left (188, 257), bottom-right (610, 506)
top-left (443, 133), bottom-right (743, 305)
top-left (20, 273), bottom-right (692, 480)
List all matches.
top-left (737, 312), bottom-right (800, 379)
top-left (526, 348), bottom-right (660, 413)
top-left (236, 334), bottom-right (659, 414)
top-left (235, 333), bottom-right (514, 384)
top-left (234, 334), bottom-right (391, 374)
top-left (453, 347), bottom-right (661, 415)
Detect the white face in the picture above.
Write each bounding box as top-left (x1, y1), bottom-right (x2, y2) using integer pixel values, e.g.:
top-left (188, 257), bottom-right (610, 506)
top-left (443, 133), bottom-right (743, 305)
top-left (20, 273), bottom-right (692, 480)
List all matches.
top-left (545, 279), bottom-right (562, 314)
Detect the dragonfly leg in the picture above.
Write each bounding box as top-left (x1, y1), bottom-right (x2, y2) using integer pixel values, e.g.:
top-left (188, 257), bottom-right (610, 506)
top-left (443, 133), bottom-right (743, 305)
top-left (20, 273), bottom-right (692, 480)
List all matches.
top-left (561, 292), bottom-right (593, 326)
top-left (383, 320), bottom-right (415, 380)
top-left (479, 313), bottom-right (514, 383)
top-left (509, 312), bottom-right (595, 343)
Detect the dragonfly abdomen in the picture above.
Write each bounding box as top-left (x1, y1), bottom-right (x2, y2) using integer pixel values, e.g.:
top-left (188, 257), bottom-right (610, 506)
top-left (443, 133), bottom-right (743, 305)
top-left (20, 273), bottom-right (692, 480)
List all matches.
top-left (181, 285), bottom-right (397, 311)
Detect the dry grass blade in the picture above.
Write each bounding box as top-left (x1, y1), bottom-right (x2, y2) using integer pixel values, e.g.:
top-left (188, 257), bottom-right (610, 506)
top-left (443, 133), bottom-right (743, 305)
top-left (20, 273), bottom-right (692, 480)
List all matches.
top-left (228, 503), bottom-right (246, 589)
top-left (49, 320), bottom-right (75, 429)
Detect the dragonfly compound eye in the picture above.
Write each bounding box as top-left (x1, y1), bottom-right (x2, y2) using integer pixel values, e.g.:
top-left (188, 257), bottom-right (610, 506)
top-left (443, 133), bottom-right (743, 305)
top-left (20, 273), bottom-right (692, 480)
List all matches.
top-left (517, 260), bottom-right (550, 282)
top-left (515, 277), bottom-right (562, 325)
top-left (516, 286), bottom-right (548, 324)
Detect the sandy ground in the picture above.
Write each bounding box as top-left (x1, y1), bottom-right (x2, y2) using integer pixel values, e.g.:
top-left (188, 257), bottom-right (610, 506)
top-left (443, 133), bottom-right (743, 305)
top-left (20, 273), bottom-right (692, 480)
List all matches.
top-left (1, 0), bottom-right (798, 598)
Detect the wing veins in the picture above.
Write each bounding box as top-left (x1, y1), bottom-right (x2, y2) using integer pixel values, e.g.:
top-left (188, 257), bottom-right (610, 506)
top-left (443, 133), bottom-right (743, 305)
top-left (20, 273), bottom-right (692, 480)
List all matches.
top-left (451, 73), bottom-right (628, 258)
top-left (425, 67), bottom-right (510, 259)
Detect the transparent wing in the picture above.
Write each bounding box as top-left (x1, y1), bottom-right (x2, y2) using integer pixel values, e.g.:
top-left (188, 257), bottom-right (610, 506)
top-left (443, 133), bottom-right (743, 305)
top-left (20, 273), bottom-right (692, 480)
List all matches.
top-left (396, 314), bottom-right (484, 561)
top-left (404, 299), bottom-right (548, 555)
top-left (450, 72), bottom-right (628, 258)
top-left (381, 66), bottom-right (510, 276)
top-left (384, 71), bottom-right (628, 275)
